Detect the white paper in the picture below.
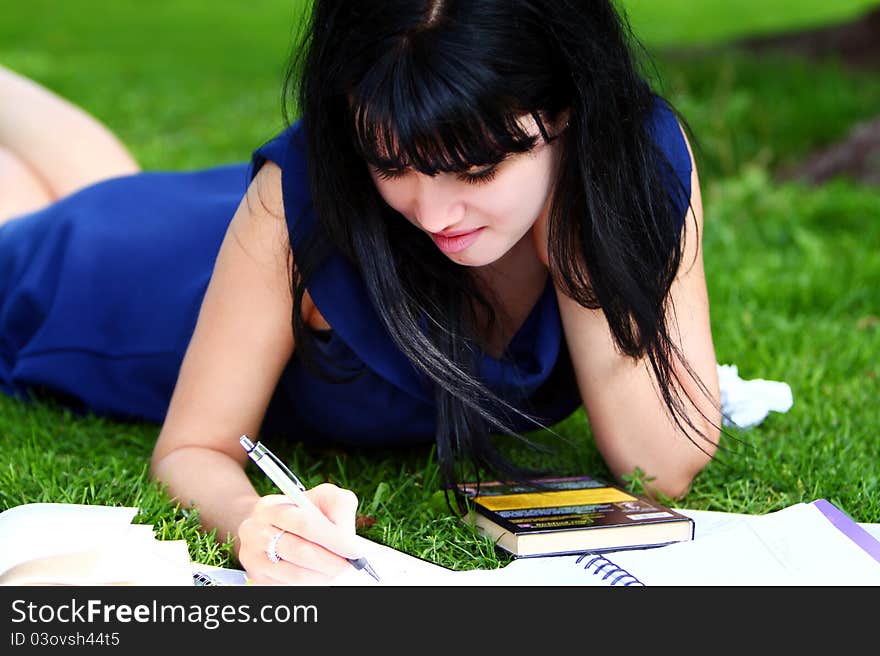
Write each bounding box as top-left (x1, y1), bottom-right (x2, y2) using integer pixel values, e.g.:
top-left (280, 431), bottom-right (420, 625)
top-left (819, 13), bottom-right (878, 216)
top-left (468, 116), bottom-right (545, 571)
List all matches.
top-left (0, 503), bottom-right (138, 574)
top-left (0, 503), bottom-right (193, 586)
top-left (607, 503), bottom-right (880, 586)
top-left (717, 363), bottom-right (794, 428)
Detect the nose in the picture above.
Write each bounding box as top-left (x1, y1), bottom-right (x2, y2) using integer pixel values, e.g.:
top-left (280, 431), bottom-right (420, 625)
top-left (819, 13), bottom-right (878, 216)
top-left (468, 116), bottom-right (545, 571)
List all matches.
top-left (410, 174), bottom-right (466, 234)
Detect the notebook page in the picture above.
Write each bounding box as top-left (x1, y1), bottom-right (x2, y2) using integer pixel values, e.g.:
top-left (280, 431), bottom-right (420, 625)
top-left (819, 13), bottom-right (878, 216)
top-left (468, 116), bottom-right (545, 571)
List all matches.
top-left (0, 504), bottom-right (139, 574)
top-left (0, 535), bottom-right (193, 586)
top-left (333, 537), bottom-right (608, 586)
top-left (674, 508), bottom-right (752, 537)
top-left (332, 537), bottom-right (460, 585)
top-left (606, 502), bottom-right (880, 585)
top-left (144, 539), bottom-right (198, 586)
top-left (748, 502), bottom-right (880, 580)
top-left (334, 537), bottom-right (616, 586)
top-left (474, 553), bottom-right (619, 585)
top-left (676, 507), bottom-right (880, 543)
top-left (604, 521), bottom-right (800, 585)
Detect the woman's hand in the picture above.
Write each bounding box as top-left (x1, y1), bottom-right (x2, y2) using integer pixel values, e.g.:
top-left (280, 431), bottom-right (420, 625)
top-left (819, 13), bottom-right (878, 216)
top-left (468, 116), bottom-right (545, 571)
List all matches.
top-left (237, 483), bottom-right (364, 585)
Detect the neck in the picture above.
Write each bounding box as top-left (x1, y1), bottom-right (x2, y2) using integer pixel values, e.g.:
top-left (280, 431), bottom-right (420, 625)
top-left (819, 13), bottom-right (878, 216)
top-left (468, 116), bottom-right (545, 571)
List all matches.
top-left (468, 233), bottom-right (549, 357)
top-left (473, 231), bottom-right (547, 294)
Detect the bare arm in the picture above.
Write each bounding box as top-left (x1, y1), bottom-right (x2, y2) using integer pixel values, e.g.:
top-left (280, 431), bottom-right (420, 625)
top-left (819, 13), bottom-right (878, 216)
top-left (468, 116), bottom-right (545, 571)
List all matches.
top-left (150, 162), bottom-right (384, 583)
top-left (556, 130), bottom-right (721, 499)
top-left (149, 161), bottom-right (295, 548)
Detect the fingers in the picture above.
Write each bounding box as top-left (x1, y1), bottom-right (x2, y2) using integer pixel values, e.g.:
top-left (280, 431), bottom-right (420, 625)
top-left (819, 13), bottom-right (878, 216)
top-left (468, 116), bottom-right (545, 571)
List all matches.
top-left (245, 526), bottom-right (348, 585)
top-left (306, 483), bottom-right (360, 535)
top-left (274, 528), bottom-right (349, 578)
top-left (237, 485), bottom-right (363, 585)
top-left (273, 485), bottom-right (363, 558)
top-left (247, 557), bottom-right (335, 586)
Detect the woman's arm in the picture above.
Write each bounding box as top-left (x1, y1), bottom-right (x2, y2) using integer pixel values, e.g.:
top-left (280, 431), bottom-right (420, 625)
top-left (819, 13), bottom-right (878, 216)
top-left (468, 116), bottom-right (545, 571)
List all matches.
top-left (149, 162), bottom-right (362, 583)
top-left (149, 160), bottom-right (295, 544)
top-left (556, 131), bottom-right (721, 499)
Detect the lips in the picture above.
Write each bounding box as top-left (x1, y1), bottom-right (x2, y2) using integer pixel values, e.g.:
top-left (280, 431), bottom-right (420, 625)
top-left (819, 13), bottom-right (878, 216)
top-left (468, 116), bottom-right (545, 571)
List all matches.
top-left (430, 227), bottom-right (485, 254)
top-left (434, 228), bottom-right (479, 238)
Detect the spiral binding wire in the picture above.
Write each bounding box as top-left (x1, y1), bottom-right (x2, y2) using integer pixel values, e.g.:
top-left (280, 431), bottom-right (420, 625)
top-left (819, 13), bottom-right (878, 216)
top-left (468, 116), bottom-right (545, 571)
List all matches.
top-left (192, 571), bottom-right (220, 586)
top-left (576, 553), bottom-right (646, 586)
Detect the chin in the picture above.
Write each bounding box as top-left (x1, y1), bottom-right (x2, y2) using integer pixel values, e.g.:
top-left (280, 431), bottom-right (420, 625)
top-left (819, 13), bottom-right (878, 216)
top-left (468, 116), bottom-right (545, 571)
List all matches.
top-left (446, 249), bottom-right (504, 268)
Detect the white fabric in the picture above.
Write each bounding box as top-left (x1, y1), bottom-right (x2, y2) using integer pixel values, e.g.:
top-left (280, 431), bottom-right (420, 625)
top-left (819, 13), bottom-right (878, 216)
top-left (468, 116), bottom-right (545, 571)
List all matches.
top-left (717, 363), bottom-right (793, 429)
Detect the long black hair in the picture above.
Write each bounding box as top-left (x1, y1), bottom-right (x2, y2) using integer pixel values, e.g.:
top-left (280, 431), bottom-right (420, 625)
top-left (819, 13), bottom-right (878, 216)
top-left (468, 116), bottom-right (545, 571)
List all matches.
top-left (281, 0), bottom-right (720, 490)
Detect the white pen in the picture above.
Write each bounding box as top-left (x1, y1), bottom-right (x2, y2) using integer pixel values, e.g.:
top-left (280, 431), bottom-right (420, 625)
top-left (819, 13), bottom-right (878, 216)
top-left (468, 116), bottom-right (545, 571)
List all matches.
top-left (239, 435), bottom-right (380, 582)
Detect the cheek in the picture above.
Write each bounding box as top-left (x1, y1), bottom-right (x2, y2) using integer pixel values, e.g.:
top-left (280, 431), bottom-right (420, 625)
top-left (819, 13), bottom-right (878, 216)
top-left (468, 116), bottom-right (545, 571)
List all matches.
top-left (370, 177), bottom-right (408, 215)
top-left (479, 157), bottom-right (554, 228)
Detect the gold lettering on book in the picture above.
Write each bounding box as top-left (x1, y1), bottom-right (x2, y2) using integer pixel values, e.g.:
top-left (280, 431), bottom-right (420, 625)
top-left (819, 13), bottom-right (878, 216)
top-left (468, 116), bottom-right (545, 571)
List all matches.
top-left (475, 488), bottom-right (635, 511)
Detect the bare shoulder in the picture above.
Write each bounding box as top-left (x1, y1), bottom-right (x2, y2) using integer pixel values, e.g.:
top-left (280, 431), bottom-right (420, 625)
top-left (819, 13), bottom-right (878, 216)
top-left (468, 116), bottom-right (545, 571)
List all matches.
top-left (227, 161), bottom-right (289, 273)
top-left (675, 120), bottom-right (701, 212)
top-left (674, 120), bottom-right (706, 276)
top-left (234, 159), bottom-right (330, 331)
top-left (247, 160), bottom-right (285, 220)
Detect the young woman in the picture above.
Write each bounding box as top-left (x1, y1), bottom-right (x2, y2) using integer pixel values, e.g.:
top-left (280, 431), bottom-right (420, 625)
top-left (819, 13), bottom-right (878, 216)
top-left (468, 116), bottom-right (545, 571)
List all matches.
top-left (0, 1), bottom-right (721, 584)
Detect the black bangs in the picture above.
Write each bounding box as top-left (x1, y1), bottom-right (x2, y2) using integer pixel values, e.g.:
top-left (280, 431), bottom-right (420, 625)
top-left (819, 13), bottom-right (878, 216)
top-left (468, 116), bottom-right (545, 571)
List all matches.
top-left (347, 36), bottom-right (543, 175)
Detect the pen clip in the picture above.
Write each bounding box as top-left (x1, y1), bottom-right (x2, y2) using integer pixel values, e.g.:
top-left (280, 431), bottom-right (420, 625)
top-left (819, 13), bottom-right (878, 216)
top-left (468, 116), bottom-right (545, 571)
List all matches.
top-left (259, 443), bottom-right (308, 493)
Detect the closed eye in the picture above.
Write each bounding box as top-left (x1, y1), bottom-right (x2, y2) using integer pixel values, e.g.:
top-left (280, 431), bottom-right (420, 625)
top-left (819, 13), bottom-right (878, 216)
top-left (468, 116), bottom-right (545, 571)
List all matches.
top-left (370, 163), bottom-right (501, 185)
top-left (457, 165), bottom-right (498, 185)
top-left (372, 166), bottom-right (408, 182)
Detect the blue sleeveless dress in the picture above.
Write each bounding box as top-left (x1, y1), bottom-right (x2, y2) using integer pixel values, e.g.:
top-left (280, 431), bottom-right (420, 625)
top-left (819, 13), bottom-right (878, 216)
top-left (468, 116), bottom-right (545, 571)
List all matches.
top-left (0, 100), bottom-right (692, 446)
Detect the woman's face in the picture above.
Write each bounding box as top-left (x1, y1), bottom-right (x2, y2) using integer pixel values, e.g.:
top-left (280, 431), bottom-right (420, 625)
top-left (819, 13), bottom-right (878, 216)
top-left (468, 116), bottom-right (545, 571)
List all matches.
top-left (367, 115), bottom-right (563, 268)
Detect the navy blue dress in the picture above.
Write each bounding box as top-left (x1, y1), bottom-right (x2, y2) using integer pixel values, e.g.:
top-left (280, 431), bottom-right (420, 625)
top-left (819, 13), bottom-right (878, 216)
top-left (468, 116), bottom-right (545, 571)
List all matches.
top-left (0, 100), bottom-right (692, 446)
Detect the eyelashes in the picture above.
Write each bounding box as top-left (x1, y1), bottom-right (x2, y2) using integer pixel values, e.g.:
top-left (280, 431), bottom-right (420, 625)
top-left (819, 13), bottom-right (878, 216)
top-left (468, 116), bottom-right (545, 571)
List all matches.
top-left (372, 165), bottom-right (499, 186)
top-left (460, 167), bottom-right (499, 185)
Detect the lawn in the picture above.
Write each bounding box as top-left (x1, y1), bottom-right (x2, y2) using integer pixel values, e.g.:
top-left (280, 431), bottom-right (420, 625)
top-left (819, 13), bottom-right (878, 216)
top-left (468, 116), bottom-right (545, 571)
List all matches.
top-left (1, 0), bottom-right (878, 572)
top-left (624, 0), bottom-right (880, 47)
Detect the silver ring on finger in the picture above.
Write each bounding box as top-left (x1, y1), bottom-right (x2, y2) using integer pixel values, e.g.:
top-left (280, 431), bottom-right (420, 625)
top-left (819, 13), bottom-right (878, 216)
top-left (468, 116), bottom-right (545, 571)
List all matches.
top-left (266, 529), bottom-right (285, 564)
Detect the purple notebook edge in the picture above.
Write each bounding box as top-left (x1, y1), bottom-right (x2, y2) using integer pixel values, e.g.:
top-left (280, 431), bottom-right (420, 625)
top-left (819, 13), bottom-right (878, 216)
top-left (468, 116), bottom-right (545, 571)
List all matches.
top-left (812, 499), bottom-right (880, 565)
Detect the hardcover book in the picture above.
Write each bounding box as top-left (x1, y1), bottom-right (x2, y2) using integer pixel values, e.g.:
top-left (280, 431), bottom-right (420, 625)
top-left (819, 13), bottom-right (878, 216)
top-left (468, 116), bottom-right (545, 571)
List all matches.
top-left (456, 475), bottom-right (695, 557)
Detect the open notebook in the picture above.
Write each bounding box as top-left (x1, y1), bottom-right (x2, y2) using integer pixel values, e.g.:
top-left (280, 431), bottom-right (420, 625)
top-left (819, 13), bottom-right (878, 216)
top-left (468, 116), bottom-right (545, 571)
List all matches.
top-left (326, 499), bottom-right (880, 586)
top-left (3, 499), bottom-right (878, 586)
top-left (583, 500), bottom-right (880, 586)
top-left (0, 503), bottom-right (194, 586)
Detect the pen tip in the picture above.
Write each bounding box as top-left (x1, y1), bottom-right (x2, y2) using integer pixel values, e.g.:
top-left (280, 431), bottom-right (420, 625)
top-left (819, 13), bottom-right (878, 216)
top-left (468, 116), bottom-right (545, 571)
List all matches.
top-left (350, 557), bottom-right (381, 582)
top-left (239, 435), bottom-right (254, 451)
top-left (364, 563), bottom-right (381, 583)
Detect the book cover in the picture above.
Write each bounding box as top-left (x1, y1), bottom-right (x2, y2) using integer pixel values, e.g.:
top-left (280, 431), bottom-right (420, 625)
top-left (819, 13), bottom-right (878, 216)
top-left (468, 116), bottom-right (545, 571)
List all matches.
top-left (457, 475), bottom-right (695, 557)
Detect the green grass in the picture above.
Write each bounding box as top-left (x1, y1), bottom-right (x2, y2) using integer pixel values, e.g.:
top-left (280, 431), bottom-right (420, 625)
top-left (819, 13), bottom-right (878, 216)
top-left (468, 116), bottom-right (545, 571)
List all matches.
top-left (652, 53), bottom-right (880, 185)
top-left (2, 0), bottom-right (879, 573)
top-left (622, 0), bottom-right (880, 47)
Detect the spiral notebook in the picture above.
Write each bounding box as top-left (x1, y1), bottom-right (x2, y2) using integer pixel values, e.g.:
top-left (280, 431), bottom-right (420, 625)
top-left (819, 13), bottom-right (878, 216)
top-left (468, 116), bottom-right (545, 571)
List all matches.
top-left (333, 498), bottom-right (880, 586)
top-left (592, 499), bottom-right (880, 586)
